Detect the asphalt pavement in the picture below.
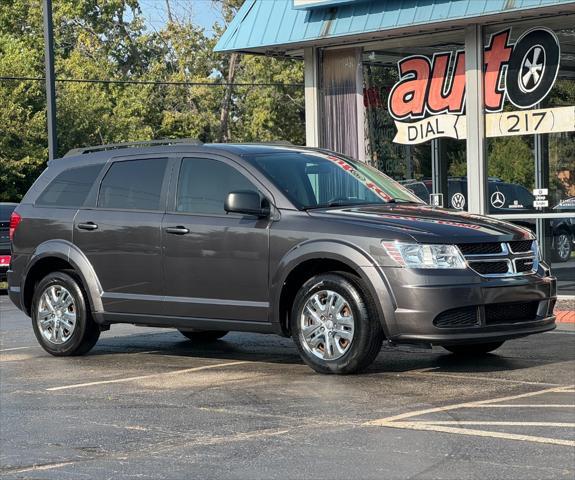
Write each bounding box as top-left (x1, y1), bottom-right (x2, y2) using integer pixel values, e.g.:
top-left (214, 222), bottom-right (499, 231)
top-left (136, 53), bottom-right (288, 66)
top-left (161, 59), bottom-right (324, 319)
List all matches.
top-left (1, 292), bottom-right (574, 480)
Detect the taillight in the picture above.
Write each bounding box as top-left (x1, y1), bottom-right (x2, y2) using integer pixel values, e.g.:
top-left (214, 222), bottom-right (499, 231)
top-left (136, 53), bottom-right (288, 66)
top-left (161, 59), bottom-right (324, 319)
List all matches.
top-left (9, 212), bottom-right (22, 242)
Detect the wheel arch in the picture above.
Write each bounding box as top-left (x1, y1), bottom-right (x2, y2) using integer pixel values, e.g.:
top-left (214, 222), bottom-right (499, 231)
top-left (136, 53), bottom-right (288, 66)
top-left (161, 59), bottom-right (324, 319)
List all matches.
top-left (272, 240), bottom-right (396, 337)
top-left (22, 240), bottom-right (103, 317)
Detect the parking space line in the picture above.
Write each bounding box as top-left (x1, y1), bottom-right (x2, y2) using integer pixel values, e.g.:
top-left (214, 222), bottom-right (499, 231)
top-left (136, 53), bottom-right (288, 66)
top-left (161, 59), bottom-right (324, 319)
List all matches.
top-left (3, 461), bottom-right (77, 475)
top-left (368, 384), bottom-right (574, 423)
top-left (365, 384), bottom-right (575, 447)
top-left (467, 404), bottom-right (574, 408)
top-left (46, 360), bottom-right (252, 391)
top-left (412, 370), bottom-right (563, 387)
top-left (411, 421), bottom-right (575, 427)
top-left (377, 422), bottom-right (575, 447)
top-left (0, 346), bottom-right (35, 352)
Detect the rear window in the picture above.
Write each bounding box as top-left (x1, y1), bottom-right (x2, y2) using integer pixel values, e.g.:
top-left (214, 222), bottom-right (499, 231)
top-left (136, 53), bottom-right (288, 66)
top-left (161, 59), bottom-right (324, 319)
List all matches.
top-left (36, 164), bottom-right (102, 207)
top-left (98, 158), bottom-right (168, 211)
top-left (0, 204), bottom-right (17, 220)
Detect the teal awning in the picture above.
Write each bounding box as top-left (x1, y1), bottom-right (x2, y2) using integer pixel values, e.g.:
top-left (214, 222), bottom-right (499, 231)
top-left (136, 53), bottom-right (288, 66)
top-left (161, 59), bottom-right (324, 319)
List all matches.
top-left (215, 0), bottom-right (575, 54)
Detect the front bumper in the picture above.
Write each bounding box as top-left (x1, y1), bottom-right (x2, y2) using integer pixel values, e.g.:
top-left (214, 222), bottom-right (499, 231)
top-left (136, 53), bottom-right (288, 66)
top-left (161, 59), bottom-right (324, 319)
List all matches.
top-left (383, 267), bottom-right (556, 346)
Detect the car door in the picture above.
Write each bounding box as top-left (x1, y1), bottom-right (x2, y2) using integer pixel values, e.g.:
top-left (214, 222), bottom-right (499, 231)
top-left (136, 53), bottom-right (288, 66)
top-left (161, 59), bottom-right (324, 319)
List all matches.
top-left (74, 156), bottom-right (172, 315)
top-left (162, 155), bottom-right (271, 322)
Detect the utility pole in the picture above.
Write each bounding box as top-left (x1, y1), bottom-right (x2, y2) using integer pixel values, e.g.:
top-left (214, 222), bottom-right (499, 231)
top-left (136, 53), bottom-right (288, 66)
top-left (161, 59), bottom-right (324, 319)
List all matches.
top-left (43, 0), bottom-right (57, 160)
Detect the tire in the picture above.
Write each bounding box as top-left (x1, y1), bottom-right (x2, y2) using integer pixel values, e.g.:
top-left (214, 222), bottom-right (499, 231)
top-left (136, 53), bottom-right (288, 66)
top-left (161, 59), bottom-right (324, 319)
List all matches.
top-left (178, 330), bottom-right (228, 343)
top-left (290, 272), bottom-right (384, 374)
top-left (31, 271), bottom-right (100, 356)
top-left (443, 341), bottom-right (505, 356)
top-left (553, 232), bottom-right (572, 262)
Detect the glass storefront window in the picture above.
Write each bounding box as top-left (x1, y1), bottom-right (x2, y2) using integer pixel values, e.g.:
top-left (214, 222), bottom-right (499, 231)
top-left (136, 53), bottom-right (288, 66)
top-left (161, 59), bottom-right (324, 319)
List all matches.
top-left (361, 31), bottom-right (466, 207)
top-left (484, 18), bottom-right (575, 294)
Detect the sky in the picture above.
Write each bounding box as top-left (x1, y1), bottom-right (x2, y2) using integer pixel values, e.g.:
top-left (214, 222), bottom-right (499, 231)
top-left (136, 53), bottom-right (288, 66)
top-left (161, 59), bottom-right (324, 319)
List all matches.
top-left (138, 0), bottom-right (225, 35)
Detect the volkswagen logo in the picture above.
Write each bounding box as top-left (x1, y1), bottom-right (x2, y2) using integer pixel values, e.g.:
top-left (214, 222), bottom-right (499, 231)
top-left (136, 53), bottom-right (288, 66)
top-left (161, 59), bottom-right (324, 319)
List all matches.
top-left (491, 191), bottom-right (506, 209)
top-left (451, 193), bottom-right (466, 210)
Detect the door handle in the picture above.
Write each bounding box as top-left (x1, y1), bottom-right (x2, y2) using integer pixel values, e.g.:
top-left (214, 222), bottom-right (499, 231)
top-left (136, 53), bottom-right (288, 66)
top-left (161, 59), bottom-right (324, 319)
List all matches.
top-left (77, 222), bottom-right (98, 231)
top-left (165, 226), bottom-right (190, 235)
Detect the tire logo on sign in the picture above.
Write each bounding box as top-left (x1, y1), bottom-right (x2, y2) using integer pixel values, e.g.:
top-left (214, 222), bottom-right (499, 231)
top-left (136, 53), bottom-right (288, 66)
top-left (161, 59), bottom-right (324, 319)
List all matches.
top-left (451, 193), bottom-right (466, 210)
top-left (491, 191), bottom-right (506, 209)
top-left (519, 45), bottom-right (545, 93)
top-left (506, 27), bottom-right (560, 109)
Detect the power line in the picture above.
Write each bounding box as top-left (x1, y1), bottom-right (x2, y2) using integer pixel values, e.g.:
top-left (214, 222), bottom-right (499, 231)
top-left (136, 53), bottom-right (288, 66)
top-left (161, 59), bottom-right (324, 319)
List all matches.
top-left (0, 75), bottom-right (304, 87)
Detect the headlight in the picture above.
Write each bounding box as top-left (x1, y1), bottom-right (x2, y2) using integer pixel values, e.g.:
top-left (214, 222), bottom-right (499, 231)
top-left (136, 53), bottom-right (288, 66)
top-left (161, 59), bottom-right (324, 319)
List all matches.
top-left (382, 241), bottom-right (467, 269)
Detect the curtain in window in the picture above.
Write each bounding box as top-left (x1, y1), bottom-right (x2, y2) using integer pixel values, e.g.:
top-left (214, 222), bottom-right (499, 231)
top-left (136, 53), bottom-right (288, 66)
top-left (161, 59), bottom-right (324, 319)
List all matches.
top-left (321, 48), bottom-right (362, 160)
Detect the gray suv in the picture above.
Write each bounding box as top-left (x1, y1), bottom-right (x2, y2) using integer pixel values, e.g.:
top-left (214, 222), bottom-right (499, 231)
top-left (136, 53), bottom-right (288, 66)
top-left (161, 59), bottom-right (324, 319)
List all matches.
top-left (7, 141), bottom-right (557, 374)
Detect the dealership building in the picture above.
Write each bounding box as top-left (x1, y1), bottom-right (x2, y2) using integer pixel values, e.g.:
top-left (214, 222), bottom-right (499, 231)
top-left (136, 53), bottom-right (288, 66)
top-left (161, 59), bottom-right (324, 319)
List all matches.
top-left (216, 0), bottom-right (575, 296)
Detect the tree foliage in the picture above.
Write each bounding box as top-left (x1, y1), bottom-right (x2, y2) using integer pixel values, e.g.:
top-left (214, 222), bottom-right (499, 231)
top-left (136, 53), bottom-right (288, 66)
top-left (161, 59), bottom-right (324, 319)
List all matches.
top-left (0, 0), bottom-right (304, 201)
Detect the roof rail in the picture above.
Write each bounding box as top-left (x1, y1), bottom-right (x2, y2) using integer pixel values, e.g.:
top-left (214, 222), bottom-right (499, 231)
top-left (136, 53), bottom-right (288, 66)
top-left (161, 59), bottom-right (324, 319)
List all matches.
top-left (64, 138), bottom-right (203, 157)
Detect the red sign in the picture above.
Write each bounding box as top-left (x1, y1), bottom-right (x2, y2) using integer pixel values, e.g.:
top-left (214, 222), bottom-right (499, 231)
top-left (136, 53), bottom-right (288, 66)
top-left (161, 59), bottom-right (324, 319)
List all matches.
top-left (0, 255), bottom-right (10, 267)
top-left (388, 27), bottom-right (561, 121)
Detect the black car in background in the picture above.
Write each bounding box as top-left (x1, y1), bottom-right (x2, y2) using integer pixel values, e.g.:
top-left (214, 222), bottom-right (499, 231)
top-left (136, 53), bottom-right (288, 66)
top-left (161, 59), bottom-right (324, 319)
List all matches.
top-left (403, 179), bottom-right (573, 262)
top-left (0, 203), bottom-right (18, 283)
top-left (552, 198), bottom-right (575, 262)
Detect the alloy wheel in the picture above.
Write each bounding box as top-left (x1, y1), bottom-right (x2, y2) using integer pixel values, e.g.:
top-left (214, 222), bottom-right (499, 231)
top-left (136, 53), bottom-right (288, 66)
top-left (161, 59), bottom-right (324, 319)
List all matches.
top-left (299, 289), bottom-right (355, 361)
top-left (556, 234), bottom-right (571, 261)
top-left (37, 285), bottom-right (77, 344)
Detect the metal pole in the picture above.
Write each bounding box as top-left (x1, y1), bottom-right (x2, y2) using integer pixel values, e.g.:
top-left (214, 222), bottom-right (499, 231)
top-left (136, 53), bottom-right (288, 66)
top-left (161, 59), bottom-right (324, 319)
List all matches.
top-left (534, 132), bottom-right (551, 263)
top-left (465, 25), bottom-right (487, 215)
top-left (43, 0), bottom-right (57, 160)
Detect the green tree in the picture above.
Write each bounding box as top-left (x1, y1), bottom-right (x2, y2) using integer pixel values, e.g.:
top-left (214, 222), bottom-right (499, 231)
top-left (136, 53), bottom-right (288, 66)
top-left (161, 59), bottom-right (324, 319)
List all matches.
top-left (0, 0), bottom-right (305, 202)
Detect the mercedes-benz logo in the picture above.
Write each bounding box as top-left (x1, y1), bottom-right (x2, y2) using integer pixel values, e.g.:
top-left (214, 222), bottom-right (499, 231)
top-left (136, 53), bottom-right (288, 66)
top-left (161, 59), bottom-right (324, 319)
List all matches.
top-left (491, 191), bottom-right (506, 209)
top-left (451, 193), bottom-right (465, 210)
top-left (519, 45), bottom-right (545, 93)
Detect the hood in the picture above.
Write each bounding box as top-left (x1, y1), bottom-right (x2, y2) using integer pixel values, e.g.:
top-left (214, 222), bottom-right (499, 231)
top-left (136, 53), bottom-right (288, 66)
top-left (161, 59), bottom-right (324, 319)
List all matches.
top-left (307, 204), bottom-right (534, 244)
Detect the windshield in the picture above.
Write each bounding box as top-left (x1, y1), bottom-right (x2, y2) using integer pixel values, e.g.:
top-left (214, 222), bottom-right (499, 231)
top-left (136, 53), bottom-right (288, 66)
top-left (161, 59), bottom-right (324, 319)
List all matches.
top-left (244, 151), bottom-right (423, 209)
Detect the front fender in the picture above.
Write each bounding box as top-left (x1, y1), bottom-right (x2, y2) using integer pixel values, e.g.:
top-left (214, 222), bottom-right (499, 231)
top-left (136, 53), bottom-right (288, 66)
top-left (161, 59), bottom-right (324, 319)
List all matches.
top-left (23, 240), bottom-right (103, 315)
top-left (271, 239), bottom-right (397, 336)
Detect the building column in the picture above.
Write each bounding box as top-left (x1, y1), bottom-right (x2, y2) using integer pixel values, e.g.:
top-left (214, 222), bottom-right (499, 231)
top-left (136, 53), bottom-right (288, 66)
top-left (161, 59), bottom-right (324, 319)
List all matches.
top-left (304, 47), bottom-right (320, 148)
top-left (465, 25), bottom-right (487, 215)
top-left (354, 48), bottom-right (366, 162)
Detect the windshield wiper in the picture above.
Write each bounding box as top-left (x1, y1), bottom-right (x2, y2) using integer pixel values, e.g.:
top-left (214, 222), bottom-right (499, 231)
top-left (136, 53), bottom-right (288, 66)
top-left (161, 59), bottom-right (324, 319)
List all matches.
top-left (302, 199), bottom-right (423, 210)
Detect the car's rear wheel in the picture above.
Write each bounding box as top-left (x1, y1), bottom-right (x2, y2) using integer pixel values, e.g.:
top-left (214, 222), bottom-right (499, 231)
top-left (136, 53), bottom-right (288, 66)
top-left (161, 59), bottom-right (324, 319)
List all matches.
top-left (290, 273), bottom-right (384, 374)
top-left (443, 341), bottom-right (504, 356)
top-left (31, 271), bottom-right (100, 356)
top-left (178, 330), bottom-right (228, 343)
top-left (553, 232), bottom-right (572, 262)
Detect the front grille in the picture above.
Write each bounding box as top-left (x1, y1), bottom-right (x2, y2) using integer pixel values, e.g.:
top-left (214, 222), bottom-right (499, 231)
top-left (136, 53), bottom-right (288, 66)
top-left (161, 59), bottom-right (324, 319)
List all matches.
top-left (434, 307), bottom-right (479, 328)
top-left (509, 240), bottom-right (533, 253)
top-left (458, 240), bottom-right (537, 277)
top-left (469, 261), bottom-right (509, 275)
top-left (457, 242), bottom-right (502, 255)
top-left (485, 301), bottom-right (539, 325)
top-left (515, 258), bottom-right (535, 273)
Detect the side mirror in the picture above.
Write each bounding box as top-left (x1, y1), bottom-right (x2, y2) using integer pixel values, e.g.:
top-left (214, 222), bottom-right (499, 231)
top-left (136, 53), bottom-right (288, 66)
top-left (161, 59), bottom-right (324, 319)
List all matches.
top-left (224, 190), bottom-right (270, 218)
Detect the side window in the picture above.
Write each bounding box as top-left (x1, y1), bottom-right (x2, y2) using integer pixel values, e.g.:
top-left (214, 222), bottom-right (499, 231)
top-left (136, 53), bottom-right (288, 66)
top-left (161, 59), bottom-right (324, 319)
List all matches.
top-left (98, 158), bottom-right (168, 210)
top-left (36, 164), bottom-right (102, 207)
top-left (176, 158), bottom-right (257, 215)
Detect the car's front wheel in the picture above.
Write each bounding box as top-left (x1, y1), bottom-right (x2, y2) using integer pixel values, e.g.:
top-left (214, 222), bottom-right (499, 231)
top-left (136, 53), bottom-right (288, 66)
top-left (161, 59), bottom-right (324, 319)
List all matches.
top-left (31, 271), bottom-right (100, 356)
top-left (443, 341), bottom-right (504, 356)
top-left (553, 232), bottom-right (572, 262)
top-left (290, 273), bottom-right (384, 374)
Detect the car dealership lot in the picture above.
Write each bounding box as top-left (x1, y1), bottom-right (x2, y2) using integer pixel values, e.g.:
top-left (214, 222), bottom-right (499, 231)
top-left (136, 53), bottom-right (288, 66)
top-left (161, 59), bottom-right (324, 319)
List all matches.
top-left (1, 294), bottom-right (574, 480)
